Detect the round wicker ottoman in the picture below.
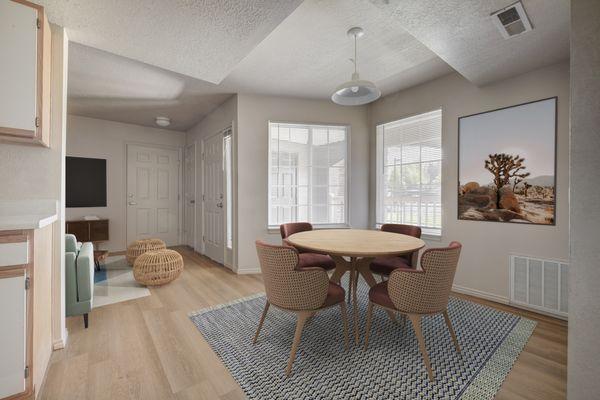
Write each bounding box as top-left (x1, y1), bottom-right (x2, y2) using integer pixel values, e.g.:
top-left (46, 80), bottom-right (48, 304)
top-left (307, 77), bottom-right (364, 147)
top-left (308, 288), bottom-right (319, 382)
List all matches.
top-left (133, 249), bottom-right (184, 286)
top-left (126, 238), bottom-right (166, 265)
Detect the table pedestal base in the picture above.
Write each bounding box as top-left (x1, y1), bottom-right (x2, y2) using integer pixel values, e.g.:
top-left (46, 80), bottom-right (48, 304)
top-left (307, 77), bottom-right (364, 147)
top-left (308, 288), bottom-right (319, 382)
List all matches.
top-left (330, 256), bottom-right (396, 344)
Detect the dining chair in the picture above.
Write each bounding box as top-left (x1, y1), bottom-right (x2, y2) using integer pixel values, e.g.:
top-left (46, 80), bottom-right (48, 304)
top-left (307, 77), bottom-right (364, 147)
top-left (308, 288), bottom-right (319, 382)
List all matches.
top-left (370, 224), bottom-right (422, 280)
top-left (254, 240), bottom-right (349, 376)
top-left (364, 241), bottom-right (462, 381)
top-left (280, 222), bottom-right (336, 271)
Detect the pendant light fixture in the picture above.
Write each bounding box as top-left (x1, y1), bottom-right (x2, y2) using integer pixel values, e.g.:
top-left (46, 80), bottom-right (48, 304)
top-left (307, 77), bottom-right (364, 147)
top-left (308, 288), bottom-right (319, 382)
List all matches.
top-left (331, 27), bottom-right (381, 106)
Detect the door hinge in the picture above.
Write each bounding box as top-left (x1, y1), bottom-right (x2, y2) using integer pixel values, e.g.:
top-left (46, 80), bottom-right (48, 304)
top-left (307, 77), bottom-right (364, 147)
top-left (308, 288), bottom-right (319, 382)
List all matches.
top-left (35, 117), bottom-right (40, 128)
top-left (202, 194), bottom-right (205, 201)
top-left (36, 18), bottom-right (41, 29)
top-left (202, 235), bottom-right (205, 242)
top-left (25, 366), bottom-right (30, 379)
top-left (201, 153), bottom-right (205, 160)
top-left (25, 277), bottom-right (31, 290)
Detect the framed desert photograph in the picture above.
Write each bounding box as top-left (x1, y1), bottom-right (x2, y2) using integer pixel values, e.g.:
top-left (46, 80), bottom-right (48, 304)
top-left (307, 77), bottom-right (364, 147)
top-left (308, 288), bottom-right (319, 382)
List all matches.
top-left (458, 97), bottom-right (557, 225)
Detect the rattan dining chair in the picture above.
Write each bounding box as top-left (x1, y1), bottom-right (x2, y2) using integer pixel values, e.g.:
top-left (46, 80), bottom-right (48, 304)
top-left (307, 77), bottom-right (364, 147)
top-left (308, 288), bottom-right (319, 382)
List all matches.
top-left (364, 241), bottom-right (462, 381)
top-left (254, 240), bottom-right (349, 376)
top-left (370, 224), bottom-right (422, 280)
top-left (280, 222), bottom-right (336, 271)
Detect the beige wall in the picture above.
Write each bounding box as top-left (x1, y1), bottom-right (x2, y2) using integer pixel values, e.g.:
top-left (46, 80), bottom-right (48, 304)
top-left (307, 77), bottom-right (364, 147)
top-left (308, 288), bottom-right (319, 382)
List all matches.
top-left (186, 95), bottom-right (237, 266)
top-left (236, 93), bottom-right (370, 273)
top-left (568, 0), bottom-right (600, 397)
top-left (368, 62), bottom-right (570, 301)
top-left (66, 115), bottom-right (186, 252)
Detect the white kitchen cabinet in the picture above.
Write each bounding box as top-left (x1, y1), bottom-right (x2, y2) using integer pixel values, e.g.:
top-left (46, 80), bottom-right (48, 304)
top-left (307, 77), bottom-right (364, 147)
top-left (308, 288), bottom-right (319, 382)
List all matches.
top-left (0, 0), bottom-right (50, 147)
top-left (0, 272), bottom-right (27, 399)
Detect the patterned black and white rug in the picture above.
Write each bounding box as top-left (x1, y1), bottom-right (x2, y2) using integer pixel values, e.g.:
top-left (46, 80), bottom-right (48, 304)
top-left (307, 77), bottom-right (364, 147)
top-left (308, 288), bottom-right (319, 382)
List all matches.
top-left (189, 278), bottom-right (535, 400)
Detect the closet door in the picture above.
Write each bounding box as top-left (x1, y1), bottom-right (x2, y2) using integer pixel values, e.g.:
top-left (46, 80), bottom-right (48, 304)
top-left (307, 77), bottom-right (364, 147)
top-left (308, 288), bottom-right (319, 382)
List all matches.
top-left (0, 0), bottom-right (38, 137)
top-left (0, 271), bottom-right (27, 398)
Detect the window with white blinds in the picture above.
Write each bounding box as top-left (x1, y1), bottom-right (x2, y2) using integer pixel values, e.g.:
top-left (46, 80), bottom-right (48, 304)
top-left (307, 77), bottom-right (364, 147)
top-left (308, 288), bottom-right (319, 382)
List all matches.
top-left (376, 110), bottom-right (442, 236)
top-left (268, 122), bottom-right (349, 228)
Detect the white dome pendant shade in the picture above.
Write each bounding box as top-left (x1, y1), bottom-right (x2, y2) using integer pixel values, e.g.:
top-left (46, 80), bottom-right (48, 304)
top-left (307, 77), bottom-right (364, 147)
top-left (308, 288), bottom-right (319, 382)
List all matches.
top-left (331, 27), bottom-right (381, 106)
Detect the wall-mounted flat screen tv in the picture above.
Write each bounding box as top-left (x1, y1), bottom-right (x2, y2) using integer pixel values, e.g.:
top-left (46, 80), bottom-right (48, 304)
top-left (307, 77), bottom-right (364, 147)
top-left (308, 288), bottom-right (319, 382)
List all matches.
top-left (66, 156), bottom-right (107, 208)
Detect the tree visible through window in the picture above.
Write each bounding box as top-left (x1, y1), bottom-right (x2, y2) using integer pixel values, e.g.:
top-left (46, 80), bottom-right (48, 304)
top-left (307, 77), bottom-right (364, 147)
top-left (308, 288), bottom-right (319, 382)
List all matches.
top-left (376, 110), bottom-right (442, 236)
top-left (268, 122), bottom-right (349, 228)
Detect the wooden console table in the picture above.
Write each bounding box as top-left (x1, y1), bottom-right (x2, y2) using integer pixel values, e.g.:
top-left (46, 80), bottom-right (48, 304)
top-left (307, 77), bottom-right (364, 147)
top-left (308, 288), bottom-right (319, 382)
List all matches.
top-left (66, 219), bottom-right (109, 243)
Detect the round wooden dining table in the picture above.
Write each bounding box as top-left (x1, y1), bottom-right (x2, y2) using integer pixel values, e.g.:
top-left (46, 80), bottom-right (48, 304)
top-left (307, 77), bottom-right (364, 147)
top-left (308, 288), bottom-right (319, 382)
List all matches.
top-left (286, 229), bottom-right (426, 344)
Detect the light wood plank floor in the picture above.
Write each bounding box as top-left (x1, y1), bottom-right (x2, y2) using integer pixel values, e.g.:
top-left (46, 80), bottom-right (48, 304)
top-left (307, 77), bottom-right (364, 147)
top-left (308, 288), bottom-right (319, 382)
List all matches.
top-left (39, 246), bottom-right (567, 400)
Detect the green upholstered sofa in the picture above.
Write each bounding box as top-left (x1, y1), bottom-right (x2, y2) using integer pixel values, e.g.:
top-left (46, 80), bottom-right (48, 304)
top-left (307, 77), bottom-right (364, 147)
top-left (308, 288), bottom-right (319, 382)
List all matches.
top-left (65, 234), bottom-right (94, 328)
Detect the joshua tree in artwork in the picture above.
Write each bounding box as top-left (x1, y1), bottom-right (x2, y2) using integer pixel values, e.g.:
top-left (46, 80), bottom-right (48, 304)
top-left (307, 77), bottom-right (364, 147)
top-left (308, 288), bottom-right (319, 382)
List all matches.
top-left (522, 182), bottom-right (532, 197)
top-left (484, 153), bottom-right (530, 206)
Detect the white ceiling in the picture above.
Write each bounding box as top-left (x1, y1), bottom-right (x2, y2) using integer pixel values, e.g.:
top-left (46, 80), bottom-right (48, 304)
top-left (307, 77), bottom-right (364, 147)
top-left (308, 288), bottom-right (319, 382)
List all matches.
top-left (60, 0), bottom-right (570, 131)
top-left (380, 0), bottom-right (570, 85)
top-left (221, 0), bottom-right (453, 98)
top-left (38, 0), bottom-right (304, 84)
top-left (68, 43), bottom-right (232, 131)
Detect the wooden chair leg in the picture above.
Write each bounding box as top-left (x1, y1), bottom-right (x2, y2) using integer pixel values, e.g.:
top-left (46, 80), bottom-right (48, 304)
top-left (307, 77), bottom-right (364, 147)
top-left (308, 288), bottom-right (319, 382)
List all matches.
top-left (409, 314), bottom-right (434, 381)
top-left (363, 301), bottom-right (374, 350)
top-left (253, 301), bottom-right (270, 344)
top-left (443, 309), bottom-right (461, 353)
top-left (83, 313), bottom-right (89, 329)
top-left (286, 311), bottom-right (312, 377)
top-left (351, 269), bottom-right (360, 345)
top-left (340, 302), bottom-right (349, 350)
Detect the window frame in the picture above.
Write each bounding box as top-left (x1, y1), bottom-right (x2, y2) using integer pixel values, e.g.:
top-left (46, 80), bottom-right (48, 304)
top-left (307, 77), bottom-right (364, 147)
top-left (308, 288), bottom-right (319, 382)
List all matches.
top-left (375, 109), bottom-right (443, 238)
top-left (267, 120), bottom-right (351, 230)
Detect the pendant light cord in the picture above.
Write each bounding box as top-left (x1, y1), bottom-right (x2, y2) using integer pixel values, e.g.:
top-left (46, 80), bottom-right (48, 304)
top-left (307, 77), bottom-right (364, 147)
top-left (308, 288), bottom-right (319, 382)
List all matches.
top-left (354, 33), bottom-right (358, 75)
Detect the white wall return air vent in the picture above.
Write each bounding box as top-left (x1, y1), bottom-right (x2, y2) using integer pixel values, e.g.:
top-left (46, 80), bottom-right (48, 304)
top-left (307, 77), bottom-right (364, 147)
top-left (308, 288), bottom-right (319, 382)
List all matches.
top-left (491, 1), bottom-right (533, 39)
top-left (510, 254), bottom-right (568, 319)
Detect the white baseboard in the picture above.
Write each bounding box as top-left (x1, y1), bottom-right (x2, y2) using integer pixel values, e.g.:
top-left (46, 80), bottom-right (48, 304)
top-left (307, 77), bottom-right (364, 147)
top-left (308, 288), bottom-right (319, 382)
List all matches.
top-left (236, 266), bottom-right (261, 275)
top-left (452, 284), bottom-right (510, 305)
top-left (52, 329), bottom-right (68, 350)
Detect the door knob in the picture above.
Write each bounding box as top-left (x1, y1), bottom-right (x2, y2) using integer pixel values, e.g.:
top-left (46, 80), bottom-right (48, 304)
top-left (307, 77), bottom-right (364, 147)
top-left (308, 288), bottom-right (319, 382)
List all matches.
top-left (128, 201), bottom-right (137, 205)
top-left (217, 202), bottom-right (223, 208)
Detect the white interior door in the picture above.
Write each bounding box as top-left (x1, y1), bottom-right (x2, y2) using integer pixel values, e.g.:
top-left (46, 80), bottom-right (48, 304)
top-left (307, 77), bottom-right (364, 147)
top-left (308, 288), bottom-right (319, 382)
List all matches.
top-left (0, 272), bottom-right (26, 398)
top-left (203, 132), bottom-right (224, 264)
top-left (184, 144), bottom-right (196, 248)
top-left (127, 144), bottom-right (180, 246)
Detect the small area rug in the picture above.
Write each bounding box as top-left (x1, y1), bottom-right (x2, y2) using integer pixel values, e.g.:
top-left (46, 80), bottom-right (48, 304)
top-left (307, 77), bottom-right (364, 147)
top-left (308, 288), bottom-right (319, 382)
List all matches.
top-left (189, 277), bottom-right (535, 400)
top-left (93, 255), bottom-right (150, 308)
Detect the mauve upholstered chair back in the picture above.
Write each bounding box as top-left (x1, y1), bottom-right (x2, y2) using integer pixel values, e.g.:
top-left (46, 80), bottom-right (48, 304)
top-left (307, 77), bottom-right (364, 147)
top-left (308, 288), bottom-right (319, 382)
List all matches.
top-left (388, 241), bottom-right (462, 314)
top-left (381, 223), bottom-right (422, 238)
top-left (280, 222), bottom-right (313, 239)
top-left (255, 240), bottom-right (329, 311)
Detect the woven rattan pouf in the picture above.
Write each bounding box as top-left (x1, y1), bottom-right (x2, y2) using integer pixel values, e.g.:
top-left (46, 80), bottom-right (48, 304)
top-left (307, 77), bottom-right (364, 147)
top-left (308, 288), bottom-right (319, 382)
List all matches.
top-left (133, 249), bottom-right (184, 286)
top-left (126, 238), bottom-right (166, 265)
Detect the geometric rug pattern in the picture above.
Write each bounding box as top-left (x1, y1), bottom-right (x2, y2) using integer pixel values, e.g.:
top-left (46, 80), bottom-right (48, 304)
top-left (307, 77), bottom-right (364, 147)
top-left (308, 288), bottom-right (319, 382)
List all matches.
top-left (93, 255), bottom-right (150, 308)
top-left (189, 276), bottom-right (535, 400)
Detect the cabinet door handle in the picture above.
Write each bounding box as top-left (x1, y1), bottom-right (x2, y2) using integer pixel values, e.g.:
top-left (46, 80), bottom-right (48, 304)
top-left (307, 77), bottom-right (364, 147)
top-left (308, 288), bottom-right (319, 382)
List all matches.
top-left (128, 201), bottom-right (137, 206)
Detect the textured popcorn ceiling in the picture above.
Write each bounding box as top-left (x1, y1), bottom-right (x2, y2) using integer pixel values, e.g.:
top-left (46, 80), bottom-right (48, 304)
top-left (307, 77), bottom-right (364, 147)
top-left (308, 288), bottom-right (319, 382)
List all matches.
top-left (380, 0), bottom-right (570, 86)
top-left (61, 0), bottom-right (569, 130)
top-left (221, 0), bottom-right (453, 98)
top-left (68, 43), bottom-right (232, 131)
top-left (38, 0), bottom-right (304, 84)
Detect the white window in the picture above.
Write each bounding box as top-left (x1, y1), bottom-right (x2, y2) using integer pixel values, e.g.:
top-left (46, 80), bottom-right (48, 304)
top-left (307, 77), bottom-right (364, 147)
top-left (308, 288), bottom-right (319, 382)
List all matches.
top-left (376, 110), bottom-right (442, 236)
top-left (268, 122), bottom-right (349, 228)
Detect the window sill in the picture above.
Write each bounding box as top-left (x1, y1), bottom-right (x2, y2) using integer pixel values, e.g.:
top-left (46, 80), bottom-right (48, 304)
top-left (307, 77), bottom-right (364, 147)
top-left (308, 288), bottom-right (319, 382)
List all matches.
top-left (267, 224), bottom-right (351, 234)
top-left (421, 233), bottom-right (442, 242)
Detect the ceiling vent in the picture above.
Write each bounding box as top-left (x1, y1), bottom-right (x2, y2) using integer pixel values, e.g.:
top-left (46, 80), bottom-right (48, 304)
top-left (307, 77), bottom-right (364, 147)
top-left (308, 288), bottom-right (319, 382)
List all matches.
top-left (491, 1), bottom-right (533, 39)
